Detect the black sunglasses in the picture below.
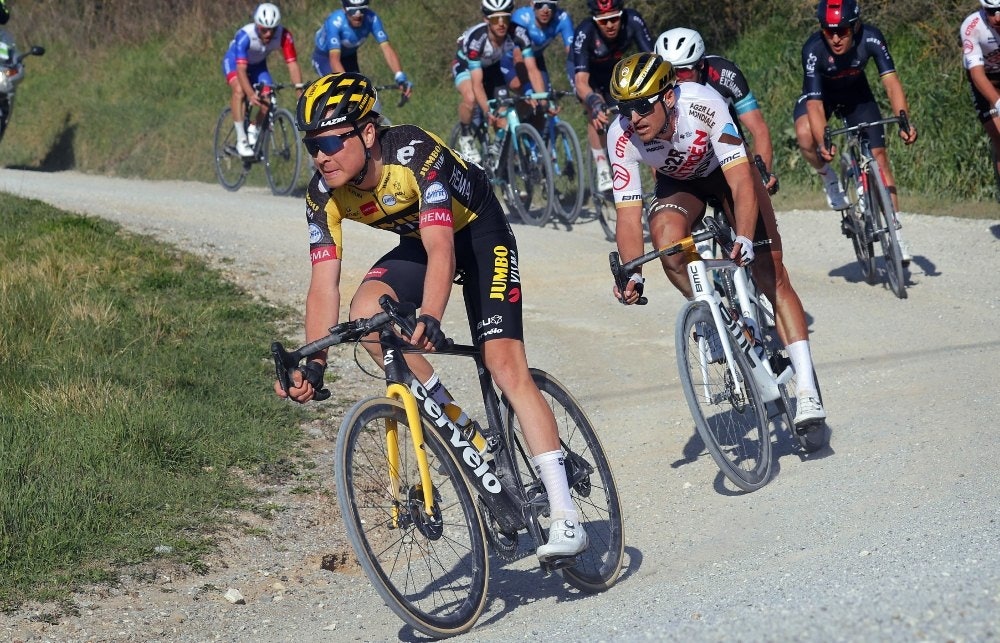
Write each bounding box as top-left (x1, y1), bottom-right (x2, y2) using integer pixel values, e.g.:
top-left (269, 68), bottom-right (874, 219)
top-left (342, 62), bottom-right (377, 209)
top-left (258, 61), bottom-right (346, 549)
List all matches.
top-left (617, 95), bottom-right (660, 119)
top-left (533, 1), bottom-right (557, 10)
top-left (988, 7), bottom-right (1000, 16)
top-left (303, 131), bottom-right (355, 157)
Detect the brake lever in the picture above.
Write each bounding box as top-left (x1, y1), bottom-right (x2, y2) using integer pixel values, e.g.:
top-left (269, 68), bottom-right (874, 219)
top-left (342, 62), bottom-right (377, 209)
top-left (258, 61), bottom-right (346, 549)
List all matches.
top-left (609, 252), bottom-right (647, 306)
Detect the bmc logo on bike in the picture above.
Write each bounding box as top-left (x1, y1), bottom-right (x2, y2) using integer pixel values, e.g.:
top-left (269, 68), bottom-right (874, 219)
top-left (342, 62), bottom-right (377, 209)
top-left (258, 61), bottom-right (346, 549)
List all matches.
top-left (409, 380), bottom-right (502, 494)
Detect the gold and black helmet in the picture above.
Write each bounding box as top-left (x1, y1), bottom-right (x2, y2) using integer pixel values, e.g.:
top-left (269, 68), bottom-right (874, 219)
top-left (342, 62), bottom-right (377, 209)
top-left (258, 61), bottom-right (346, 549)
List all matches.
top-left (609, 53), bottom-right (676, 103)
top-left (295, 72), bottom-right (379, 132)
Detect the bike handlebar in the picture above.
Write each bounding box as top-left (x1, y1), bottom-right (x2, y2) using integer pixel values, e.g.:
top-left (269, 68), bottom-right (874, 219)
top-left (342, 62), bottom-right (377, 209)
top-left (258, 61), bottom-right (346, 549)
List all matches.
top-left (374, 83), bottom-right (410, 108)
top-left (823, 110), bottom-right (911, 151)
top-left (271, 296), bottom-right (449, 402)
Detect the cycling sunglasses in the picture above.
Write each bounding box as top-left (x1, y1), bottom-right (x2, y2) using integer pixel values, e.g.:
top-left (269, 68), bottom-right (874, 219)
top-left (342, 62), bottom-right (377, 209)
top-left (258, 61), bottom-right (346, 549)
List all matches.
top-left (987, 7), bottom-right (1000, 15)
top-left (533, 1), bottom-right (558, 10)
top-left (487, 13), bottom-right (511, 25)
top-left (346, 8), bottom-right (364, 17)
top-left (617, 95), bottom-right (660, 119)
top-left (303, 131), bottom-right (356, 157)
top-left (822, 25), bottom-right (852, 37)
top-left (593, 11), bottom-right (622, 25)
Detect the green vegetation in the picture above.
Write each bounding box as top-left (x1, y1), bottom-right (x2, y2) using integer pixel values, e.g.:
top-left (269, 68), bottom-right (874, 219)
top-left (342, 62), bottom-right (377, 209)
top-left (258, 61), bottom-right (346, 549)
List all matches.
top-left (0, 194), bottom-right (309, 607)
top-left (0, 1), bottom-right (997, 211)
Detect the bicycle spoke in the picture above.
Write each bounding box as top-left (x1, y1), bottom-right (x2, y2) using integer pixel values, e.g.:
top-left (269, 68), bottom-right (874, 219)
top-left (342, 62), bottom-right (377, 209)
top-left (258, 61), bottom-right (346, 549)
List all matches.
top-left (337, 399), bottom-right (488, 637)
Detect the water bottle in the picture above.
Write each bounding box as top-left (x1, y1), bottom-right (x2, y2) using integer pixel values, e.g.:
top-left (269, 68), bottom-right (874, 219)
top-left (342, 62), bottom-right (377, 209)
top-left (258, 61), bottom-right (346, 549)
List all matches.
top-left (443, 402), bottom-right (491, 459)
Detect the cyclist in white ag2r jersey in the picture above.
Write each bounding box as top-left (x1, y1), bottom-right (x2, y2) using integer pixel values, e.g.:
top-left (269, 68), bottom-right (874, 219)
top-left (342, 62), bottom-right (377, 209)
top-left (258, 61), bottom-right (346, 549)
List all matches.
top-left (961, 1), bottom-right (1000, 193)
top-left (607, 52), bottom-right (827, 429)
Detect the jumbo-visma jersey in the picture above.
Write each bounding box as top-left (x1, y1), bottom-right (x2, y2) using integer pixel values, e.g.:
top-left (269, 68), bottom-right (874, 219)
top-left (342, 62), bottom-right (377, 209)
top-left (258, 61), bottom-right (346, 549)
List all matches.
top-left (607, 82), bottom-right (748, 206)
top-left (306, 124), bottom-right (501, 264)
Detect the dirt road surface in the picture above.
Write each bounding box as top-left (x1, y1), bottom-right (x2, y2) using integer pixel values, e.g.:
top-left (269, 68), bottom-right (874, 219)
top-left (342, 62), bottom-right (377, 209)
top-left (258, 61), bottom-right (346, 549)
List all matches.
top-left (2, 169), bottom-right (999, 641)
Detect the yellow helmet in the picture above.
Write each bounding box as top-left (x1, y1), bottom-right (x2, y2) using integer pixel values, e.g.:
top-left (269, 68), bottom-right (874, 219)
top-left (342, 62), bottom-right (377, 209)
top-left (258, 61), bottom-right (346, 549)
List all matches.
top-left (295, 72), bottom-right (379, 132)
top-left (609, 53), bottom-right (676, 103)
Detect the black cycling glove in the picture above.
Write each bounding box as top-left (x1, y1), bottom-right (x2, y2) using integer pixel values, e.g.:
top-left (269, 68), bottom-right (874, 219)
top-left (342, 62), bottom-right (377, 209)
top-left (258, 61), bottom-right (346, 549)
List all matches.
top-left (298, 361), bottom-right (326, 390)
top-left (416, 314), bottom-right (449, 351)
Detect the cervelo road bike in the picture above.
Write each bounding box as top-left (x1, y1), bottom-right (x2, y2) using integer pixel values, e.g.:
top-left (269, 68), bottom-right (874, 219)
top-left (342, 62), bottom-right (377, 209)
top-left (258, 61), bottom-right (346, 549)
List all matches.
top-left (213, 82), bottom-right (302, 195)
top-left (536, 89), bottom-right (587, 223)
top-left (271, 295), bottom-right (623, 638)
top-left (449, 89), bottom-right (556, 226)
top-left (609, 214), bottom-right (827, 492)
top-left (824, 112), bottom-right (911, 299)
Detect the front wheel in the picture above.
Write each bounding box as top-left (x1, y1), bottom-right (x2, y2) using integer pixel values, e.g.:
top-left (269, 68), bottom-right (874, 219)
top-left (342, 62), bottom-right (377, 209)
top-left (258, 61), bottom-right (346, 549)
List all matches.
top-left (502, 369), bottom-right (624, 592)
top-left (336, 397), bottom-right (489, 638)
top-left (263, 108), bottom-right (301, 196)
top-left (676, 302), bottom-right (772, 491)
top-left (867, 162), bottom-right (907, 299)
top-left (213, 107), bottom-right (250, 191)
top-left (548, 120), bottom-right (586, 223)
top-left (506, 123), bottom-right (555, 226)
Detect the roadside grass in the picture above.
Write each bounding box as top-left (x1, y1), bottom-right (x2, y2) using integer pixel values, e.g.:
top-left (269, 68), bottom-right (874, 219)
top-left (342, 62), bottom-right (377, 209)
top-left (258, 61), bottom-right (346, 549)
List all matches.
top-left (0, 194), bottom-right (310, 608)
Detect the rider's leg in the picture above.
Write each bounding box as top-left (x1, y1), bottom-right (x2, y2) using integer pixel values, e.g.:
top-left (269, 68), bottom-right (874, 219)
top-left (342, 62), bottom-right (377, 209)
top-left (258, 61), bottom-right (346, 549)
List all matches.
top-left (646, 189), bottom-right (705, 298)
top-left (794, 97), bottom-right (847, 210)
top-left (229, 78), bottom-right (249, 148)
top-left (746, 179), bottom-right (823, 414)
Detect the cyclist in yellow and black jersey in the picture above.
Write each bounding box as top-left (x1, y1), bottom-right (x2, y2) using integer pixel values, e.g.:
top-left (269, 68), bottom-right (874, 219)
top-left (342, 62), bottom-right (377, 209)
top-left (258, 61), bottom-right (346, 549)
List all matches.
top-left (280, 72), bottom-right (589, 561)
top-left (305, 123), bottom-right (503, 253)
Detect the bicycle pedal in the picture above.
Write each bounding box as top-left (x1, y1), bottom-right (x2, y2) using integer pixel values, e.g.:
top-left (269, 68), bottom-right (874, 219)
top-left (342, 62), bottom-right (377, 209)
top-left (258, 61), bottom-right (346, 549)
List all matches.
top-left (539, 554), bottom-right (580, 574)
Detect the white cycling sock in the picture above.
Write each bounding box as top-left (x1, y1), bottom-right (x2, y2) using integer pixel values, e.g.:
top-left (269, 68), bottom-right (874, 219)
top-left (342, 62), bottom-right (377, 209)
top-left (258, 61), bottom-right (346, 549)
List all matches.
top-left (787, 340), bottom-right (819, 396)
top-left (531, 450), bottom-right (578, 522)
top-left (233, 121), bottom-right (248, 145)
top-left (591, 148), bottom-right (609, 169)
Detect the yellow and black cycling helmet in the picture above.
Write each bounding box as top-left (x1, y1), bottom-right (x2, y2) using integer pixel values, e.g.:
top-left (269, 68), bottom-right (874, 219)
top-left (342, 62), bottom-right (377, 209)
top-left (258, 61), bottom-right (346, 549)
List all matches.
top-left (609, 52), bottom-right (676, 103)
top-left (295, 72), bottom-right (379, 132)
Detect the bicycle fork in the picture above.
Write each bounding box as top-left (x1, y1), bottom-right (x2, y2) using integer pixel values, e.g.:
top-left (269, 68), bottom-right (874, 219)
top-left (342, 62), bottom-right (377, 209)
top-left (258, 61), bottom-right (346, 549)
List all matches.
top-left (687, 260), bottom-right (782, 403)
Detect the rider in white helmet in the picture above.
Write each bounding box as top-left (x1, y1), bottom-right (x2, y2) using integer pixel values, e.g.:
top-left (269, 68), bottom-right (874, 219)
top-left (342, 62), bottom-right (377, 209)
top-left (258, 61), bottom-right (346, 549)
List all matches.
top-left (961, 0), bottom-right (1000, 200)
top-left (655, 27), bottom-right (778, 194)
top-left (221, 3), bottom-right (303, 157)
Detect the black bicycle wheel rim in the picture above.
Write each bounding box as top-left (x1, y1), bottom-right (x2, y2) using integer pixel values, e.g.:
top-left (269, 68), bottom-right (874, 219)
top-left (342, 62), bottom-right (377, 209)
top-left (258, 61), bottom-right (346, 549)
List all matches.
top-left (502, 369), bottom-right (624, 592)
top-left (263, 108), bottom-right (301, 196)
top-left (506, 124), bottom-right (553, 226)
top-left (549, 121), bottom-right (586, 223)
top-left (867, 164), bottom-right (907, 299)
top-left (336, 398), bottom-right (489, 638)
top-left (213, 107), bottom-right (248, 191)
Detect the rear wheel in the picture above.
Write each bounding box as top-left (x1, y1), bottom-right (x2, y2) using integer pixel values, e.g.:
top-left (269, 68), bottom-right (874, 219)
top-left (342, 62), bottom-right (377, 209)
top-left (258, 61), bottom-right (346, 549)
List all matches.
top-left (502, 369), bottom-right (624, 592)
top-left (676, 302), bottom-right (772, 491)
top-left (506, 123), bottom-right (555, 226)
top-left (548, 120), bottom-right (586, 223)
top-left (263, 108), bottom-right (301, 196)
top-left (213, 107), bottom-right (250, 191)
top-left (336, 397), bottom-right (489, 638)
top-left (866, 161), bottom-right (907, 299)
top-left (839, 154), bottom-right (875, 284)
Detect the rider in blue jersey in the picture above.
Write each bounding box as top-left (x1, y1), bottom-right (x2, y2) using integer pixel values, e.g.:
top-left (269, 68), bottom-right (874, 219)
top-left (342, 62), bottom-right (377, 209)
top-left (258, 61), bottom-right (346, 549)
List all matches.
top-left (502, 0), bottom-right (575, 91)
top-left (311, 0), bottom-right (412, 100)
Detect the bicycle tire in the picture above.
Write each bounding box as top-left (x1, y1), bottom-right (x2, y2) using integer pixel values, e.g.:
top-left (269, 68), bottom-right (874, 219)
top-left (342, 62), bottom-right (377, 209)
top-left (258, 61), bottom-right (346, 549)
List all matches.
top-left (839, 154), bottom-right (875, 284)
top-left (548, 120), bottom-right (586, 223)
top-left (866, 161), bottom-right (907, 299)
top-left (213, 107), bottom-right (249, 192)
top-left (263, 108), bottom-right (301, 196)
top-left (501, 368), bottom-right (624, 592)
top-left (336, 397), bottom-right (489, 638)
top-left (506, 123), bottom-right (555, 226)
top-left (675, 302), bottom-right (772, 491)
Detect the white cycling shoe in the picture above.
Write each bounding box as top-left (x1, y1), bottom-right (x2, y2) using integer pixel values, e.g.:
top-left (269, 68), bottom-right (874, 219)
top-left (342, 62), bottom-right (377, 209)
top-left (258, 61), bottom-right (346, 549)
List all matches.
top-left (895, 229), bottom-right (913, 266)
top-left (694, 321), bottom-right (725, 364)
top-left (596, 164), bottom-right (613, 192)
top-left (236, 140), bottom-right (255, 158)
top-left (822, 174), bottom-right (849, 210)
top-left (537, 519), bottom-right (588, 561)
top-left (794, 393), bottom-right (827, 429)
top-left (457, 134), bottom-right (482, 165)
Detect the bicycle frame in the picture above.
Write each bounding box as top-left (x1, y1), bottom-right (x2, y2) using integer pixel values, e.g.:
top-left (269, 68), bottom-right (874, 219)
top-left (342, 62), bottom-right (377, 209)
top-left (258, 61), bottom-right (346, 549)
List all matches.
top-left (610, 231), bottom-right (787, 403)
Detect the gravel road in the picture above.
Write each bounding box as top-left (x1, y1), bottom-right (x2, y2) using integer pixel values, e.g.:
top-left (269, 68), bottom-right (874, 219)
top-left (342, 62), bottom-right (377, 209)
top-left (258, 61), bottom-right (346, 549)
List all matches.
top-left (2, 168), bottom-right (999, 642)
